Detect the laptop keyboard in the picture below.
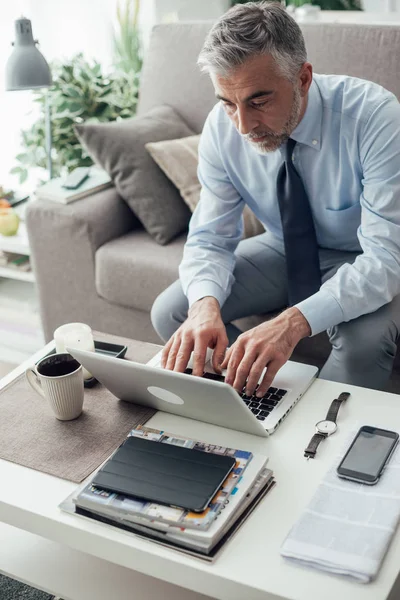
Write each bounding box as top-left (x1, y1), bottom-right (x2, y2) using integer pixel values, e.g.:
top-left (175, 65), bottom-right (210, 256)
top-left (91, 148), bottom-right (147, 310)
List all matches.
top-left (183, 368), bottom-right (287, 421)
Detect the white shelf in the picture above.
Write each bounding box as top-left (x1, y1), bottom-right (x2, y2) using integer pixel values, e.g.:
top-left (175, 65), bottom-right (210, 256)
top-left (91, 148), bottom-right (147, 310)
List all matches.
top-left (0, 218), bottom-right (34, 281)
top-left (0, 222), bottom-right (30, 255)
top-left (0, 266), bottom-right (34, 283)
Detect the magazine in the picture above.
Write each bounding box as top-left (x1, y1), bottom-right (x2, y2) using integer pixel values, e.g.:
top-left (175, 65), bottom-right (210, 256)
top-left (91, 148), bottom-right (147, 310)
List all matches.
top-left (63, 425), bottom-right (274, 561)
top-left (35, 167), bottom-right (112, 204)
top-left (74, 425), bottom-right (256, 531)
top-left (76, 467), bottom-right (275, 557)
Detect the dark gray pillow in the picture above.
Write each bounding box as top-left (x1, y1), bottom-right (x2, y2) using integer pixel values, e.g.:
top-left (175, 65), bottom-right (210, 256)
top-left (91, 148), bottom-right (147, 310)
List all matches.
top-left (75, 105), bottom-right (194, 245)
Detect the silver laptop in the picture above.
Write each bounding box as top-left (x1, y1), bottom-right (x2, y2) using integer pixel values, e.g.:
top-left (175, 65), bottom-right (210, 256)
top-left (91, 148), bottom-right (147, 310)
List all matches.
top-left (68, 346), bottom-right (318, 437)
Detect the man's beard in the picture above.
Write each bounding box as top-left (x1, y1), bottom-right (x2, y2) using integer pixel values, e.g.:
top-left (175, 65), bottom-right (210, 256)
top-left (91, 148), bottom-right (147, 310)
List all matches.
top-left (242, 88), bottom-right (302, 154)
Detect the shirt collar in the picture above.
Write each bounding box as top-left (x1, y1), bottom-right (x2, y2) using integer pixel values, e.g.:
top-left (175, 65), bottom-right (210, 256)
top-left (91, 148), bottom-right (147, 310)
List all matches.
top-left (290, 77), bottom-right (322, 151)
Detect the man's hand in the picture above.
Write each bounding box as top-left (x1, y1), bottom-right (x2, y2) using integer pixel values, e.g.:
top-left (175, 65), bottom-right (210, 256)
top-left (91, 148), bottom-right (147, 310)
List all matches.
top-left (161, 296), bottom-right (229, 376)
top-left (221, 308), bottom-right (311, 397)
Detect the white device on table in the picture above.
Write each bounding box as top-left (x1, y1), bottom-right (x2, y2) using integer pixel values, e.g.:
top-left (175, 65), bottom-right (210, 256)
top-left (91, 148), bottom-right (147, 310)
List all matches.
top-left (68, 347), bottom-right (318, 437)
top-left (337, 425), bottom-right (399, 485)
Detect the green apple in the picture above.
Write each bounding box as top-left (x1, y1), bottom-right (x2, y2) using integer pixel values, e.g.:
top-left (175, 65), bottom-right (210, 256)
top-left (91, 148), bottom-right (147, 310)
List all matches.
top-left (0, 208), bottom-right (20, 236)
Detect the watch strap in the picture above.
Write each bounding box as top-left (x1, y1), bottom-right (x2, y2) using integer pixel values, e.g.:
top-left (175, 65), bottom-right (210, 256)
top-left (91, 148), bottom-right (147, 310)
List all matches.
top-left (325, 391), bottom-right (350, 424)
top-left (304, 432), bottom-right (327, 459)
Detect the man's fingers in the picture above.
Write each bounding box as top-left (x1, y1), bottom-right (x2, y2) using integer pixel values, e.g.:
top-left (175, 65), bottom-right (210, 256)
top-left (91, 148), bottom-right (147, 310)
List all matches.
top-left (256, 359), bottom-right (282, 397)
top-left (165, 336), bottom-right (182, 371)
top-left (161, 337), bottom-right (174, 369)
top-left (220, 348), bottom-right (231, 370)
top-left (245, 355), bottom-right (268, 396)
top-left (224, 344), bottom-right (245, 386)
top-left (212, 335), bottom-right (228, 373)
top-left (232, 348), bottom-right (258, 393)
top-left (173, 336), bottom-right (194, 373)
top-left (192, 338), bottom-right (208, 377)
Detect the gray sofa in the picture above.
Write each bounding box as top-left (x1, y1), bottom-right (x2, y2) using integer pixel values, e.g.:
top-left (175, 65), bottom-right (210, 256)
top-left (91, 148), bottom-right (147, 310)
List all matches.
top-left (26, 21), bottom-right (400, 388)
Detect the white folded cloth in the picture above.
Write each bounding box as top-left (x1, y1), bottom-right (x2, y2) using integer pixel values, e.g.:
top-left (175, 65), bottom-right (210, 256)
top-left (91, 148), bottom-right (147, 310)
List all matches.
top-left (281, 433), bottom-right (400, 583)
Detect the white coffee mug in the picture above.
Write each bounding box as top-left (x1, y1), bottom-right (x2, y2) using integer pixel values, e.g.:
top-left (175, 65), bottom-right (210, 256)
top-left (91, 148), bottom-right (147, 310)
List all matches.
top-left (26, 353), bottom-right (84, 421)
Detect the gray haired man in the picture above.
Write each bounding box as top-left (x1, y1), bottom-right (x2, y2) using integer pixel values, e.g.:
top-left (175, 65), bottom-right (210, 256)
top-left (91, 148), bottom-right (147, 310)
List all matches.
top-left (151, 1), bottom-right (400, 396)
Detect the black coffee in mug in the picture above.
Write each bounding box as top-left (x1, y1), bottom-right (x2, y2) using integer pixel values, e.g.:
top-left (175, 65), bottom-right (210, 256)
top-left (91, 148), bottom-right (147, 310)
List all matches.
top-left (37, 353), bottom-right (81, 378)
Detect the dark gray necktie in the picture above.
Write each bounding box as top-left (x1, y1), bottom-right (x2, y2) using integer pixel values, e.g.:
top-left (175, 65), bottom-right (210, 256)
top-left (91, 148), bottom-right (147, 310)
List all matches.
top-left (276, 138), bottom-right (321, 305)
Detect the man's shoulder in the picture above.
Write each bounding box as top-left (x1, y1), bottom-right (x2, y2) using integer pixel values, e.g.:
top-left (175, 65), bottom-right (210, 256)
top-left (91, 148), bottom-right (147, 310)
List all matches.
top-left (314, 73), bottom-right (397, 124)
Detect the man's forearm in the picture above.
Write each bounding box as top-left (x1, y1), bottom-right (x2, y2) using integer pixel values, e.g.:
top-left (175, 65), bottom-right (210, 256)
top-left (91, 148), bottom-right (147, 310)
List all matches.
top-left (188, 295), bottom-right (221, 318)
top-left (275, 306), bottom-right (311, 346)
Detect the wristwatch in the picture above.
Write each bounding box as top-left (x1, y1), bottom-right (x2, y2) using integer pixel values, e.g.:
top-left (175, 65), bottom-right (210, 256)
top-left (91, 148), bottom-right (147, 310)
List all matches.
top-left (304, 392), bottom-right (350, 459)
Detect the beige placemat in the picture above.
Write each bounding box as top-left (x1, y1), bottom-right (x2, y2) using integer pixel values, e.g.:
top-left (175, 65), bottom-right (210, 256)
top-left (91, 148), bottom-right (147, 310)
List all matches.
top-left (0, 333), bottom-right (162, 483)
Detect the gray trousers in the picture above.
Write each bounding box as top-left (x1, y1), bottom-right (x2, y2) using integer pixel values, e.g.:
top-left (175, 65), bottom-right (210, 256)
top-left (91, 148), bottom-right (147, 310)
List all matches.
top-left (151, 232), bottom-right (400, 390)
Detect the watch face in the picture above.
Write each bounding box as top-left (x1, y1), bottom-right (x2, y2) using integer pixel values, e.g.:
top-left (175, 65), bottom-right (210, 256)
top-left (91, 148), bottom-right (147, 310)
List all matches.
top-left (316, 420), bottom-right (337, 435)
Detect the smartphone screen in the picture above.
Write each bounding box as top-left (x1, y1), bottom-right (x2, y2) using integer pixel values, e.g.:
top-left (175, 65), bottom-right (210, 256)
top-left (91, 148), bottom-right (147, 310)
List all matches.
top-left (337, 426), bottom-right (398, 484)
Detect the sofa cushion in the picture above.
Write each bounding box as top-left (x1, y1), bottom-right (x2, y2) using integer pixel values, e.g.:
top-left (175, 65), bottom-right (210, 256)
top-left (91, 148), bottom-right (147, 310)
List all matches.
top-left (137, 23), bottom-right (216, 132)
top-left (95, 229), bottom-right (185, 312)
top-left (75, 105), bottom-right (194, 245)
top-left (146, 135), bottom-right (200, 211)
top-left (145, 134), bottom-right (265, 239)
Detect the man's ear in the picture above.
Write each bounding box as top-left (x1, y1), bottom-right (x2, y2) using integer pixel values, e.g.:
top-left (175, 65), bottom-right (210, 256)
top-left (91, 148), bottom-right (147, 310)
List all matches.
top-left (299, 62), bottom-right (313, 97)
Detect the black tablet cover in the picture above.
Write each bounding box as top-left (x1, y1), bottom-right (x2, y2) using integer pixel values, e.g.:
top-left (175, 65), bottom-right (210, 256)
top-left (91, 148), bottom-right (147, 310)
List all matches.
top-left (92, 436), bottom-right (237, 512)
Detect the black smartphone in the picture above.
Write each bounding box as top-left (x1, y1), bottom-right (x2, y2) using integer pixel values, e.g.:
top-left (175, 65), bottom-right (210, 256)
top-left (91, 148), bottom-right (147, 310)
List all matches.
top-left (337, 425), bottom-right (399, 485)
top-left (62, 167), bottom-right (90, 190)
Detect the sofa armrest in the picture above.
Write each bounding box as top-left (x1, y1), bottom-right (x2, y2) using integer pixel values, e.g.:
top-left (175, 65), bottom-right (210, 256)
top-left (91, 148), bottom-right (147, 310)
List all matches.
top-left (25, 187), bottom-right (141, 340)
top-left (27, 186), bottom-right (140, 254)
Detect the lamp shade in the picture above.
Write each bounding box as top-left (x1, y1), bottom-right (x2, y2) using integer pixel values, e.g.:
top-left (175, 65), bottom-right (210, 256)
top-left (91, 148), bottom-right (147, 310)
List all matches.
top-left (5, 17), bottom-right (51, 91)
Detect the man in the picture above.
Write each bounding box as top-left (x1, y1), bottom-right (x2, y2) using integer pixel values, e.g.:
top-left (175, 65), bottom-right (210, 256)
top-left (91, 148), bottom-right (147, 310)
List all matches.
top-left (151, 1), bottom-right (400, 396)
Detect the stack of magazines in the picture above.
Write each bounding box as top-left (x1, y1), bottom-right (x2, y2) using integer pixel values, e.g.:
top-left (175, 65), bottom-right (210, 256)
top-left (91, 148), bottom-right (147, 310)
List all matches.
top-left (72, 426), bottom-right (274, 561)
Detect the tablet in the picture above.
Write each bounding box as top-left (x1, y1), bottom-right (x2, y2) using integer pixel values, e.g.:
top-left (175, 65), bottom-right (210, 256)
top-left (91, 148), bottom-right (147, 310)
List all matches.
top-left (92, 436), bottom-right (237, 512)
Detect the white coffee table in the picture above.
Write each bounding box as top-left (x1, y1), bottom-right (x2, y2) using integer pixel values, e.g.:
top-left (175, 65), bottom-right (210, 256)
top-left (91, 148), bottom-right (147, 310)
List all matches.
top-left (1, 340), bottom-right (400, 600)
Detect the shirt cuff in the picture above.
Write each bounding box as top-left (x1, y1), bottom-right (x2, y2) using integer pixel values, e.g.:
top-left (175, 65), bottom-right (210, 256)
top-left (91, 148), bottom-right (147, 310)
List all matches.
top-left (186, 281), bottom-right (226, 309)
top-left (295, 289), bottom-right (345, 336)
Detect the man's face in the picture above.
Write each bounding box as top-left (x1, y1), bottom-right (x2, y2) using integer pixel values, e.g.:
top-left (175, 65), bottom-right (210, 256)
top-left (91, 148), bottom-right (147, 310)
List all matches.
top-left (212, 54), bottom-right (311, 154)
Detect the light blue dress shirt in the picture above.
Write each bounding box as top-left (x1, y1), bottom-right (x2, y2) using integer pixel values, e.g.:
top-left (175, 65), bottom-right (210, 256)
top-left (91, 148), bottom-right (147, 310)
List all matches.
top-left (179, 74), bottom-right (400, 336)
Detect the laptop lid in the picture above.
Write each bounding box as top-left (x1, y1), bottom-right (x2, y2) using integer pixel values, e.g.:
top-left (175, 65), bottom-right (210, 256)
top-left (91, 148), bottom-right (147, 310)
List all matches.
top-left (148, 350), bottom-right (318, 435)
top-left (67, 347), bottom-right (269, 437)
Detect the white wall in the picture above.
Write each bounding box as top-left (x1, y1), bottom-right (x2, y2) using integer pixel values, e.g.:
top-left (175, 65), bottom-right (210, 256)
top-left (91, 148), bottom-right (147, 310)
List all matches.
top-left (29, 0), bottom-right (115, 67)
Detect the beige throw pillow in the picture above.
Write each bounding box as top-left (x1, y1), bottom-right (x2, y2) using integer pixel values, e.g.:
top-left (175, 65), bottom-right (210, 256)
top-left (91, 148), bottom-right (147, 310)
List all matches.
top-left (145, 134), bottom-right (265, 239)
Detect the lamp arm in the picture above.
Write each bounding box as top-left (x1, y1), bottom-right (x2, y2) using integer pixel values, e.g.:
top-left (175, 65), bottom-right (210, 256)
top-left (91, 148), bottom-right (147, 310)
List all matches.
top-left (45, 91), bottom-right (53, 179)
